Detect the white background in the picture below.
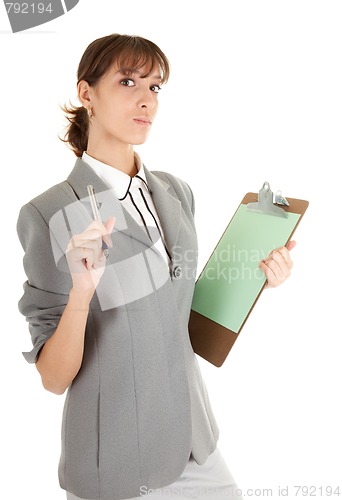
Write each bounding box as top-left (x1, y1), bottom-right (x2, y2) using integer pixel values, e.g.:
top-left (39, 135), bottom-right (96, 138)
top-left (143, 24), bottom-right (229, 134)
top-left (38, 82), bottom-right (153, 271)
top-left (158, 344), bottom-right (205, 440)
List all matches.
top-left (1, 1), bottom-right (341, 499)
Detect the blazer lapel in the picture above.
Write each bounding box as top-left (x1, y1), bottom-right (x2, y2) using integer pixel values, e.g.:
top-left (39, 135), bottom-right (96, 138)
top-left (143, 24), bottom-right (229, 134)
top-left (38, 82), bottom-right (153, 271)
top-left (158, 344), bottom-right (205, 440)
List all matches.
top-left (66, 158), bottom-right (153, 250)
top-left (144, 167), bottom-right (181, 260)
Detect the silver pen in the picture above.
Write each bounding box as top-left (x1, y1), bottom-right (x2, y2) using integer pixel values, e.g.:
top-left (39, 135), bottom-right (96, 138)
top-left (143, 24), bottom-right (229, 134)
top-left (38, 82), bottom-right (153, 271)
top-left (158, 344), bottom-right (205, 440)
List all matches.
top-left (87, 185), bottom-right (109, 258)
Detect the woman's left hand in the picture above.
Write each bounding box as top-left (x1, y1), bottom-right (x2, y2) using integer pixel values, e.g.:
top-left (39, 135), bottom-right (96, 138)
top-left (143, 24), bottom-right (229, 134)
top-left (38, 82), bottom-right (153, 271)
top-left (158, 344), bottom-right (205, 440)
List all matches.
top-left (259, 240), bottom-right (296, 288)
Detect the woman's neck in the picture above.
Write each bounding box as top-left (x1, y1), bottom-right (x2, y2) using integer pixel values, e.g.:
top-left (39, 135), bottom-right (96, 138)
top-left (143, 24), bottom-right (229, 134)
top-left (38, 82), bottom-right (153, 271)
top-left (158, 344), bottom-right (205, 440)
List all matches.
top-left (86, 140), bottom-right (137, 177)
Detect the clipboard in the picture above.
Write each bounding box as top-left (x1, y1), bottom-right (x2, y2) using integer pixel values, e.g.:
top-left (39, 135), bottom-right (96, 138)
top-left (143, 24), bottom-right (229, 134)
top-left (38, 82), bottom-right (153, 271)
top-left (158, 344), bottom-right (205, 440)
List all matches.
top-left (189, 182), bottom-right (309, 367)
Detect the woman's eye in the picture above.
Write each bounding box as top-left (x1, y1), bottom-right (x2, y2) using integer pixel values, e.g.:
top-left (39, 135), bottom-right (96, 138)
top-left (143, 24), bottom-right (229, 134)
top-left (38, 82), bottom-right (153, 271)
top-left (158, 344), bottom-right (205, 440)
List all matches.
top-left (150, 85), bottom-right (161, 94)
top-left (120, 79), bottom-right (135, 87)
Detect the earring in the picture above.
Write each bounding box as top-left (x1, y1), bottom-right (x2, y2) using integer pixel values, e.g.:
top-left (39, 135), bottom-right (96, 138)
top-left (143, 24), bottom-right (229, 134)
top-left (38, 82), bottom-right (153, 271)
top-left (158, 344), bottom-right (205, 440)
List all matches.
top-left (87, 107), bottom-right (93, 119)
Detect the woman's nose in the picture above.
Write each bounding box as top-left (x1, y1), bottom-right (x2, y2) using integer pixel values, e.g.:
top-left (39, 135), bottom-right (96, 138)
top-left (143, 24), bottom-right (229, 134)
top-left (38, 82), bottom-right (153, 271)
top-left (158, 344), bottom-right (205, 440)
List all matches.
top-left (138, 89), bottom-right (157, 109)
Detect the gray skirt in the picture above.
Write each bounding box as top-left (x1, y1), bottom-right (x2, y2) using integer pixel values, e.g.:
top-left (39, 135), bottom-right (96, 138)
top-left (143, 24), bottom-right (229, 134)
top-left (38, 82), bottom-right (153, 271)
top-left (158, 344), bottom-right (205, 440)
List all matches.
top-left (66, 447), bottom-right (242, 500)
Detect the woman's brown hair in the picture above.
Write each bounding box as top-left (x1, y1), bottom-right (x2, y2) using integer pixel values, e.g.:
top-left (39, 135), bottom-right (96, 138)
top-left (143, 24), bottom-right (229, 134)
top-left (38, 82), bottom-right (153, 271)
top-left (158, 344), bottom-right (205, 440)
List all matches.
top-left (59, 34), bottom-right (170, 157)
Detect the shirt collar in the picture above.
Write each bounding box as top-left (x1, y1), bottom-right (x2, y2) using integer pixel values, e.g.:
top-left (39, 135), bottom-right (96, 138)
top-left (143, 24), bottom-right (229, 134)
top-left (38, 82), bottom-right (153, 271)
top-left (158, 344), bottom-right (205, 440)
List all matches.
top-left (82, 151), bottom-right (148, 200)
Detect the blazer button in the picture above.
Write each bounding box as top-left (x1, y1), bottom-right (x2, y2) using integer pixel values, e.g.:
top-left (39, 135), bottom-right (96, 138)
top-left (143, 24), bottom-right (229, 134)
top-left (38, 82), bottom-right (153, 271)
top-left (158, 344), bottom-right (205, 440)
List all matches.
top-left (172, 265), bottom-right (182, 279)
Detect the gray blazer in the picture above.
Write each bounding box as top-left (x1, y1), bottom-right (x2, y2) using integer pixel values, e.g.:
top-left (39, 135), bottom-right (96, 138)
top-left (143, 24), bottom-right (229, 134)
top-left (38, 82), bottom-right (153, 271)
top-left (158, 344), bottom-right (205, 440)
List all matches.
top-left (17, 158), bottom-right (219, 500)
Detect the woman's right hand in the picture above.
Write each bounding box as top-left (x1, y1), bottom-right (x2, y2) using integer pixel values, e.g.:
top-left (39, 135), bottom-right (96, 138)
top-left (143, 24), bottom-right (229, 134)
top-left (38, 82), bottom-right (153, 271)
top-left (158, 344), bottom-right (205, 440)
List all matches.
top-left (66, 217), bottom-right (115, 298)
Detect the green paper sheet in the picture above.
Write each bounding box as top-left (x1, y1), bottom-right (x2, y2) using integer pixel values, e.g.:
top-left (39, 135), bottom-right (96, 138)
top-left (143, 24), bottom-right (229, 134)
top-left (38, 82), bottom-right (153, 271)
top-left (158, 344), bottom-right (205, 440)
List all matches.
top-left (191, 204), bottom-right (301, 333)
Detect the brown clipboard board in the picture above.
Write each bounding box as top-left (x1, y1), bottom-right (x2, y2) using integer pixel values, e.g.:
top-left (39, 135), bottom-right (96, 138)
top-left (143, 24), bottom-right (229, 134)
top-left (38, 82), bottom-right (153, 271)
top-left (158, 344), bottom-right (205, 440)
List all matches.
top-left (189, 189), bottom-right (309, 367)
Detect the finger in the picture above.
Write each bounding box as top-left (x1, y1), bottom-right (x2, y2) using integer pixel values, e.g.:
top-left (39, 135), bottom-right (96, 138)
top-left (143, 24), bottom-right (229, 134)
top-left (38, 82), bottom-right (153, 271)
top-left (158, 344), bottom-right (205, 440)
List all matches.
top-left (103, 216), bottom-right (116, 248)
top-left (88, 218), bottom-right (115, 237)
top-left (66, 247), bottom-right (95, 273)
top-left (66, 246), bottom-right (93, 262)
top-left (275, 247), bottom-right (293, 270)
top-left (262, 257), bottom-right (283, 278)
top-left (67, 239), bottom-right (102, 258)
top-left (68, 219), bottom-right (115, 257)
top-left (259, 260), bottom-right (278, 286)
top-left (104, 216), bottom-right (116, 234)
top-left (79, 237), bottom-right (108, 269)
top-left (68, 240), bottom-right (106, 265)
top-left (69, 224), bottom-right (106, 248)
top-left (259, 264), bottom-right (283, 288)
top-left (267, 247), bottom-right (293, 270)
top-left (84, 257), bottom-right (94, 271)
top-left (270, 249), bottom-right (290, 268)
top-left (260, 256), bottom-right (291, 287)
top-left (76, 247), bottom-right (95, 271)
top-left (84, 218), bottom-right (115, 249)
top-left (80, 227), bottom-right (108, 243)
top-left (66, 248), bottom-right (88, 273)
top-left (286, 240), bottom-right (296, 252)
top-left (93, 251), bottom-right (106, 270)
top-left (261, 253), bottom-right (291, 282)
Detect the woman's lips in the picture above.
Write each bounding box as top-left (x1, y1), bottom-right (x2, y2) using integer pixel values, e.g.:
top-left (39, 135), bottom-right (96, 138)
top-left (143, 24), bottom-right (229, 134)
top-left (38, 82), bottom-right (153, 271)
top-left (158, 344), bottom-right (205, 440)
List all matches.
top-left (133, 118), bottom-right (152, 126)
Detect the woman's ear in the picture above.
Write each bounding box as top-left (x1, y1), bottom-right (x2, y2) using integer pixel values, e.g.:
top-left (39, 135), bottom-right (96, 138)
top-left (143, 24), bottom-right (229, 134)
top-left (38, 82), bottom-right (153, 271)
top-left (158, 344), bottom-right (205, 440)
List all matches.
top-left (77, 80), bottom-right (92, 109)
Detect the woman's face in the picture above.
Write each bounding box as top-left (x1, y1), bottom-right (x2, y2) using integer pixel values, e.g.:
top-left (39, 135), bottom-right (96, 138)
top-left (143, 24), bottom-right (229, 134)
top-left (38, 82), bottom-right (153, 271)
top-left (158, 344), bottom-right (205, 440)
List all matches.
top-left (84, 63), bottom-right (162, 148)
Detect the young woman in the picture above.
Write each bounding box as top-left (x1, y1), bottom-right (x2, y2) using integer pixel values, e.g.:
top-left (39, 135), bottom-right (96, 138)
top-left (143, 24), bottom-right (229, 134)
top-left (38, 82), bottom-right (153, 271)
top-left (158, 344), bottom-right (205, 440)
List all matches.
top-left (17, 34), bottom-right (295, 500)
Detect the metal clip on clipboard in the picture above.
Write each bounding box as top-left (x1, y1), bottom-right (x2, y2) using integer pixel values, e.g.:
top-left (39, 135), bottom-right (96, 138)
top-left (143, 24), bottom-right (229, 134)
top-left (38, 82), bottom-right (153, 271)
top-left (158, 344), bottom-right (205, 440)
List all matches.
top-left (247, 181), bottom-right (289, 218)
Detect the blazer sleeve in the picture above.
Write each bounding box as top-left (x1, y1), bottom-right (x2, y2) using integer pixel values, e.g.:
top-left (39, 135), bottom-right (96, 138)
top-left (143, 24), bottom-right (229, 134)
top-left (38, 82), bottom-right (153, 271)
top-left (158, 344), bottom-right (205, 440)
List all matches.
top-left (185, 182), bottom-right (195, 217)
top-left (17, 202), bottom-right (71, 363)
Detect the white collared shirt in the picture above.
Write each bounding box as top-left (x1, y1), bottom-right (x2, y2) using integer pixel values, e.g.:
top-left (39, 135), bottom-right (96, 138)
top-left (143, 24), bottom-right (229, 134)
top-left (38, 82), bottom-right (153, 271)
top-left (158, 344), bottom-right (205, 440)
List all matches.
top-left (82, 151), bottom-right (171, 268)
